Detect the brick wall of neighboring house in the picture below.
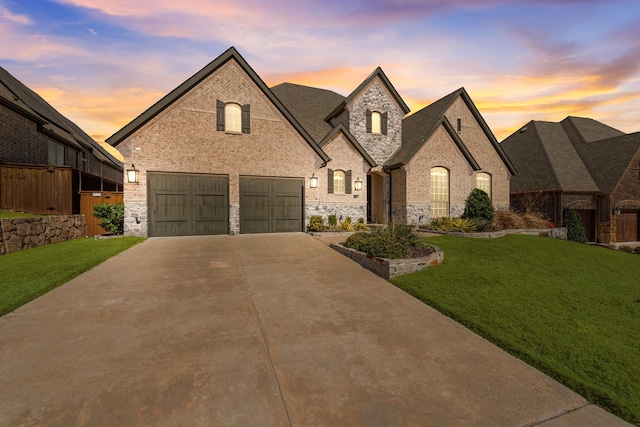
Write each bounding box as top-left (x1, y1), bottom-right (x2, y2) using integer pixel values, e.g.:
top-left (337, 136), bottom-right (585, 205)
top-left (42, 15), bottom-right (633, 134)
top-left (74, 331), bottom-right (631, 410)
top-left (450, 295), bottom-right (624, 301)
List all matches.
top-left (0, 104), bottom-right (48, 164)
top-left (117, 58), bottom-right (323, 236)
top-left (444, 98), bottom-right (511, 211)
top-left (307, 133), bottom-right (368, 222)
top-left (612, 150), bottom-right (640, 209)
top-left (405, 126), bottom-right (475, 221)
top-left (347, 79), bottom-right (404, 165)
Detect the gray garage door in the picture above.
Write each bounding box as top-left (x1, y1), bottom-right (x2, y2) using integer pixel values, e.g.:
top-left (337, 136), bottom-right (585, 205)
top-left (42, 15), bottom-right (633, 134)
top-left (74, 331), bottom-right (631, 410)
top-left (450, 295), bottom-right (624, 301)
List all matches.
top-left (240, 176), bottom-right (304, 234)
top-left (148, 172), bottom-right (228, 237)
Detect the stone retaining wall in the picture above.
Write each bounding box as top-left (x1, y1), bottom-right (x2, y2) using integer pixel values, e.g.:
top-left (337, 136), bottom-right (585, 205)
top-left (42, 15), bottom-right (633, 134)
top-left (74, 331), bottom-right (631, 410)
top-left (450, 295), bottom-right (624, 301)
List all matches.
top-left (330, 242), bottom-right (444, 279)
top-left (419, 227), bottom-right (567, 240)
top-left (0, 215), bottom-right (87, 255)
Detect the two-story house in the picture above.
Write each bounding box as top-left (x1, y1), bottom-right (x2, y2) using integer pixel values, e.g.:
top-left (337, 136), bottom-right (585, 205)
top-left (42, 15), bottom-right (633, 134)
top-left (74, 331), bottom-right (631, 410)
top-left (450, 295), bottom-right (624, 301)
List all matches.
top-left (108, 47), bottom-right (515, 237)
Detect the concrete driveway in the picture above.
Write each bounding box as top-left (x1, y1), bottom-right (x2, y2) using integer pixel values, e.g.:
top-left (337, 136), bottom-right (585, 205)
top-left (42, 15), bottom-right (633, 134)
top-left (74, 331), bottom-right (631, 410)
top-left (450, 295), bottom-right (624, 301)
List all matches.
top-left (0, 233), bottom-right (632, 426)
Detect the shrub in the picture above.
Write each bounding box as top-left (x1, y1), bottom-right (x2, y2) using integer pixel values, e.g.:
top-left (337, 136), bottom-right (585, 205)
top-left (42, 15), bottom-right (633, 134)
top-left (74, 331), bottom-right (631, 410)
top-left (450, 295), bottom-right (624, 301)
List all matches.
top-left (427, 217), bottom-right (478, 232)
top-left (344, 224), bottom-right (419, 259)
top-left (328, 214), bottom-right (338, 229)
top-left (428, 217), bottom-right (454, 231)
top-left (307, 215), bottom-right (325, 232)
top-left (462, 189), bottom-right (494, 222)
top-left (472, 218), bottom-right (493, 232)
top-left (355, 218), bottom-right (369, 231)
top-left (93, 202), bottom-right (124, 235)
top-left (563, 208), bottom-right (587, 243)
top-left (340, 216), bottom-right (355, 231)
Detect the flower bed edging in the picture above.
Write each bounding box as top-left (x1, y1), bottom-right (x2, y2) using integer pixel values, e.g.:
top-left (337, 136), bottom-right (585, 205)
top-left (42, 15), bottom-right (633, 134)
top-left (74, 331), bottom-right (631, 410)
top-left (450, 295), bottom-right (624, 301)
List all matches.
top-left (330, 242), bottom-right (444, 279)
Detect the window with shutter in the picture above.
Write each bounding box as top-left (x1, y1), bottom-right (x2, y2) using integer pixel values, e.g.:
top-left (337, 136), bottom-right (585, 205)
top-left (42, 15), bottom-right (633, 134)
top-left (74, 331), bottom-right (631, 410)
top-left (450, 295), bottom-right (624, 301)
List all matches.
top-left (216, 100), bottom-right (225, 131)
top-left (371, 112), bottom-right (381, 134)
top-left (381, 112), bottom-right (388, 135)
top-left (345, 170), bottom-right (352, 194)
top-left (225, 103), bottom-right (242, 133)
top-left (333, 170), bottom-right (345, 193)
top-left (366, 109), bottom-right (372, 133)
top-left (241, 104), bottom-right (250, 134)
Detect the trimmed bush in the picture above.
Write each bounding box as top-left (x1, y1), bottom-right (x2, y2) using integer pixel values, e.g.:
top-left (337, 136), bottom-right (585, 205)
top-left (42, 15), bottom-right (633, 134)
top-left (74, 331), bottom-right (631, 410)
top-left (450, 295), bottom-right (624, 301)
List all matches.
top-left (344, 224), bottom-right (419, 259)
top-left (93, 202), bottom-right (124, 235)
top-left (462, 188), bottom-right (494, 222)
top-left (563, 208), bottom-right (587, 243)
top-left (328, 214), bottom-right (338, 230)
top-left (307, 215), bottom-right (325, 232)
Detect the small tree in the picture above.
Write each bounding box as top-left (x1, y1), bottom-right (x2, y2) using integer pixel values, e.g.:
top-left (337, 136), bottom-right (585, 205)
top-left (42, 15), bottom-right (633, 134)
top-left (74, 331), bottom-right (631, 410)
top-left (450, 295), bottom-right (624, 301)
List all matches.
top-left (562, 208), bottom-right (587, 243)
top-left (93, 202), bottom-right (124, 235)
top-left (462, 188), bottom-right (494, 222)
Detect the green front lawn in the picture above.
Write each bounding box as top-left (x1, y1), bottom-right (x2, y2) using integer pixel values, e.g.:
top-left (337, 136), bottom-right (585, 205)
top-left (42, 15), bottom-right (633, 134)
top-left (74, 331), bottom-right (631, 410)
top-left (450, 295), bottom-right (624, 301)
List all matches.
top-left (0, 210), bottom-right (41, 218)
top-left (391, 235), bottom-right (640, 425)
top-left (0, 237), bottom-right (145, 317)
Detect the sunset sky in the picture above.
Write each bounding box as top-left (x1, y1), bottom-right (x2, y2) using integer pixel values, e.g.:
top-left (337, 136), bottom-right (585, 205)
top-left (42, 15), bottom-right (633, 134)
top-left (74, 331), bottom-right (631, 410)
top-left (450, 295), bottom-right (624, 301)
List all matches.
top-left (2, 0), bottom-right (639, 149)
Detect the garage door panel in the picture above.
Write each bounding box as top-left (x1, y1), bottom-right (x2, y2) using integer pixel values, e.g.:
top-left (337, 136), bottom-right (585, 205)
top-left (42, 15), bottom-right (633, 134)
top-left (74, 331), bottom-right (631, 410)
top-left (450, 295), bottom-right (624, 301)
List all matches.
top-left (196, 194), bottom-right (227, 218)
top-left (155, 194), bottom-right (188, 221)
top-left (148, 173), bottom-right (228, 237)
top-left (153, 221), bottom-right (189, 237)
top-left (240, 177), bottom-right (303, 234)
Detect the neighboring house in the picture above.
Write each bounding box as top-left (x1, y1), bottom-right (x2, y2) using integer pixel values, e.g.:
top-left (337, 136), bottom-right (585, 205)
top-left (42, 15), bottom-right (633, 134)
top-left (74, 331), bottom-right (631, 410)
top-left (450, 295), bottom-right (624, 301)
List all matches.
top-left (0, 66), bottom-right (123, 214)
top-left (501, 116), bottom-right (640, 243)
top-left (107, 47), bottom-right (515, 237)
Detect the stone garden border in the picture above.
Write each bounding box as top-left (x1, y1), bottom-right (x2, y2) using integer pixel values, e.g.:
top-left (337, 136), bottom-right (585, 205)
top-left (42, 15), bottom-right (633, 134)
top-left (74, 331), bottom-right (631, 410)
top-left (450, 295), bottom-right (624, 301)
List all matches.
top-left (419, 227), bottom-right (567, 240)
top-left (330, 242), bottom-right (444, 279)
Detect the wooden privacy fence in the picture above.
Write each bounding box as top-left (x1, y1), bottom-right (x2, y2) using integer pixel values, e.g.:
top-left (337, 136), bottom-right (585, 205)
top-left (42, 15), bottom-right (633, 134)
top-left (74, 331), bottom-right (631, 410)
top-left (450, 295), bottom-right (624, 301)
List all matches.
top-left (79, 191), bottom-right (124, 236)
top-left (0, 164), bottom-right (73, 215)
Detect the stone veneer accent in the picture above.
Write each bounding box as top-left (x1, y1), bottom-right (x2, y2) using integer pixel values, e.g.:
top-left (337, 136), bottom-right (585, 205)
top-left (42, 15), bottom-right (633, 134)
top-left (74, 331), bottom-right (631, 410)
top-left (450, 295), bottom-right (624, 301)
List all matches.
top-left (305, 203), bottom-right (367, 225)
top-left (0, 215), bottom-right (87, 255)
top-left (345, 80), bottom-right (404, 165)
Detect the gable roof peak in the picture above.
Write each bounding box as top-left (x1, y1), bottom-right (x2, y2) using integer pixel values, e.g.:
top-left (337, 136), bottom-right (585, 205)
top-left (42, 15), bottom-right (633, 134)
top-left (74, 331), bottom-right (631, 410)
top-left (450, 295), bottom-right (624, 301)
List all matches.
top-left (106, 46), bottom-right (330, 163)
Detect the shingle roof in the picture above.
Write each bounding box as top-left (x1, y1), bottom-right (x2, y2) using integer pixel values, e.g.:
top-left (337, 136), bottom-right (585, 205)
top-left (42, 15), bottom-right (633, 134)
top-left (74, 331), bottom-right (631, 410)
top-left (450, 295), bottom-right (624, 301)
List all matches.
top-left (501, 117), bottom-right (640, 194)
top-left (0, 66), bottom-right (122, 168)
top-left (107, 47), bottom-right (330, 164)
top-left (271, 83), bottom-right (344, 143)
top-left (388, 88), bottom-right (516, 174)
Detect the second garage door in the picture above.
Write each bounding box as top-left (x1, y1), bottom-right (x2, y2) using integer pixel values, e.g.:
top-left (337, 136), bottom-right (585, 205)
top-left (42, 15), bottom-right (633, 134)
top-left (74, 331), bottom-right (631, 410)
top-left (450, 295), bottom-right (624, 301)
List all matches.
top-left (240, 176), bottom-right (304, 234)
top-left (148, 172), bottom-right (228, 237)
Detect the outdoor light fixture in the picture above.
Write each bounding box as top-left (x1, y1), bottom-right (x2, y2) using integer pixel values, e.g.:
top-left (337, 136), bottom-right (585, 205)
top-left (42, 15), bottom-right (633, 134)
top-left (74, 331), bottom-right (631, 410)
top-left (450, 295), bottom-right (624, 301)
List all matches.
top-left (613, 207), bottom-right (622, 216)
top-left (126, 164), bottom-right (139, 184)
top-left (354, 177), bottom-right (363, 191)
top-left (309, 173), bottom-right (318, 189)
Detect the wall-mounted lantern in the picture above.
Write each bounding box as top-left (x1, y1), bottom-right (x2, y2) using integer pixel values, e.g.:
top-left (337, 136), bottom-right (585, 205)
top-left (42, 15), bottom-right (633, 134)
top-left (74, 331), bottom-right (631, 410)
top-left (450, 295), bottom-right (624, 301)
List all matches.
top-left (613, 206), bottom-right (622, 216)
top-left (309, 173), bottom-right (318, 189)
top-left (354, 177), bottom-right (363, 191)
top-left (126, 164), bottom-right (139, 184)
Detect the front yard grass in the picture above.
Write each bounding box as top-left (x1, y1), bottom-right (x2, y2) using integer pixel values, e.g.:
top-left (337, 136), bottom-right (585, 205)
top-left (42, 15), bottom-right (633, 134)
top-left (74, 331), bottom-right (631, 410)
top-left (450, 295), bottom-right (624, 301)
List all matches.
top-left (0, 237), bottom-right (145, 317)
top-left (0, 210), bottom-right (40, 218)
top-left (391, 235), bottom-right (640, 425)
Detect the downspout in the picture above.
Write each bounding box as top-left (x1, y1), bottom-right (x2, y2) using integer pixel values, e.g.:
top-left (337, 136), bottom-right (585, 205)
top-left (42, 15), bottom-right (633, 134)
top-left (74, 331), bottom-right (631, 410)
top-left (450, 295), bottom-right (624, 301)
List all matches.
top-left (388, 172), bottom-right (392, 224)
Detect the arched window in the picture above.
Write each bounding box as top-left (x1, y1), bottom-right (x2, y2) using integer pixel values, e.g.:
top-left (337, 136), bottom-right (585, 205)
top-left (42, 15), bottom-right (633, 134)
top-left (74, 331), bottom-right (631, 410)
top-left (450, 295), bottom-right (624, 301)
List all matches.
top-left (430, 167), bottom-right (449, 217)
top-left (225, 103), bottom-right (242, 133)
top-left (476, 172), bottom-right (491, 198)
top-left (371, 111), bottom-right (382, 134)
top-left (333, 170), bottom-right (346, 193)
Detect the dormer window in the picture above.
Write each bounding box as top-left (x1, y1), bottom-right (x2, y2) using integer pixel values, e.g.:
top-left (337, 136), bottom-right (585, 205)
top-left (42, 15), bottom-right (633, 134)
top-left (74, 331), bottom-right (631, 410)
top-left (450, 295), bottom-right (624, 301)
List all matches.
top-left (366, 109), bottom-right (388, 135)
top-left (371, 111), bottom-right (382, 134)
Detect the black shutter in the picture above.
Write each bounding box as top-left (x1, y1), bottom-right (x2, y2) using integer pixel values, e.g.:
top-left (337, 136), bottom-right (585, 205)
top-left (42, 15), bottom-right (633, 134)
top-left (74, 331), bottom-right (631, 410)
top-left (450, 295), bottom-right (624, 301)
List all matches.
top-left (241, 104), bottom-right (250, 134)
top-left (328, 169), bottom-right (334, 193)
top-left (345, 170), bottom-right (352, 194)
top-left (366, 109), bottom-right (372, 133)
top-left (216, 100), bottom-right (225, 131)
top-left (381, 112), bottom-right (388, 135)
